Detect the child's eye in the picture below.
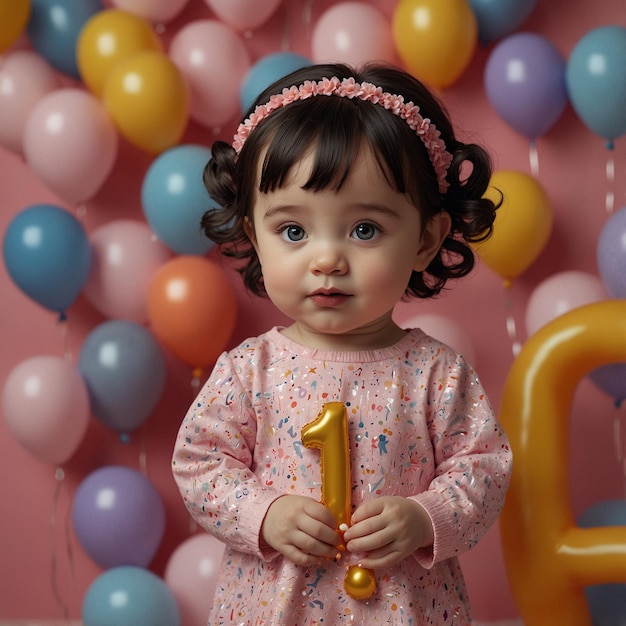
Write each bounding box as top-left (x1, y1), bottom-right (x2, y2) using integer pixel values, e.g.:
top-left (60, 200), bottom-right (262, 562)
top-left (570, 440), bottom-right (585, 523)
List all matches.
top-left (352, 222), bottom-right (379, 241)
top-left (281, 225), bottom-right (306, 242)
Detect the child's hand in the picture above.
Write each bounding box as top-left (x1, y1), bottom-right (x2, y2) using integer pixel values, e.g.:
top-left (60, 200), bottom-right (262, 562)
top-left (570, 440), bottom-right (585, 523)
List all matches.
top-left (261, 495), bottom-right (342, 566)
top-left (343, 496), bottom-right (434, 569)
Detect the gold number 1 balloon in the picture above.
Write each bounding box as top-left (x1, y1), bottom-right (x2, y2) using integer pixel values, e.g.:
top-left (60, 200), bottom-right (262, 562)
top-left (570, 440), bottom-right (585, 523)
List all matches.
top-left (301, 402), bottom-right (377, 600)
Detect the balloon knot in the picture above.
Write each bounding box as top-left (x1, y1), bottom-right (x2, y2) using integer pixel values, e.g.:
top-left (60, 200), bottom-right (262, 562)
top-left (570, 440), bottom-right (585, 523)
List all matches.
top-left (58, 311), bottom-right (67, 323)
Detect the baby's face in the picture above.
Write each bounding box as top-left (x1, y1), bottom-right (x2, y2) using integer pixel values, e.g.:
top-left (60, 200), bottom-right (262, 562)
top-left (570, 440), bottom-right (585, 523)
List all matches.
top-left (244, 144), bottom-right (449, 350)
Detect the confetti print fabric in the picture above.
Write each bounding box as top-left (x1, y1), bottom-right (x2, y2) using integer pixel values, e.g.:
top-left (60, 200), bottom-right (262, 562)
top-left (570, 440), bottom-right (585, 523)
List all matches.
top-left (173, 327), bottom-right (512, 625)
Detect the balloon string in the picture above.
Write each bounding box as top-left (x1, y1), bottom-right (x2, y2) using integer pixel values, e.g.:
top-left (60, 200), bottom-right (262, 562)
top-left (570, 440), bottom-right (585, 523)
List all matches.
top-left (281, 0), bottom-right (291, 50)
top-left (503, 285), bottom-right (522, 357)
top-left (50, 467), bottom-right (70, 619)
top-left (529, 141), bottom-right (539, 178)
top-left (606, 153), bottom-right (615, 213)
top-left (58, 315), bottom-right (72, 363)
top-left (303, 0), bottom-right (313, 24)
top-left (139, 425), bottom-right (148, 476)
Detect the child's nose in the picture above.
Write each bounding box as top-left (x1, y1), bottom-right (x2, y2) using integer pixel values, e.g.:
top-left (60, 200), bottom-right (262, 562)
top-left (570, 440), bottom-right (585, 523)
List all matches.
top-left (309, 242), bottom-right (348, 275)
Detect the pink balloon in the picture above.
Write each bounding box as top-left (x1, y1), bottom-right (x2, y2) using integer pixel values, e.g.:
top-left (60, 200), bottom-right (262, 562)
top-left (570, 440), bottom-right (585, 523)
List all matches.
top-left (0, 50), bottom-right (61, 154)
top-left (204, 0), bottom-right (283, 32)
top-left (525, 270), bottom-right (609, 337)
top-left (169, 20), bottom-right (251, 129)
top-left (2, 356), bottom-right (90, 465)
top-left (109, 0), bottom-right (191, 23)
top-left (23, 88), bottom-right (119, 204)
top-left (83, 219), bottom-right (172, 324)
top-left (398, 312), bottom-right (477, 365)
top-left (164, 534), bottom-right (226, 626)
top-left (311, 2), bottom-right (396, 67)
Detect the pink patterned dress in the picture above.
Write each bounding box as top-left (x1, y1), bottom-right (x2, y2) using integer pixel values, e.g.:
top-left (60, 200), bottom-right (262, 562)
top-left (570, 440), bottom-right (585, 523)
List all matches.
top-left (172, 327), bottom-right (512, 625)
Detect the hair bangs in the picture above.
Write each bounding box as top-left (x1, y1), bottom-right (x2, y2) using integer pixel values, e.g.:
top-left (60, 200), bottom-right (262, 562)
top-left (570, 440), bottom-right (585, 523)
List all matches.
top-left (258, 97), bottom-right (377, 195)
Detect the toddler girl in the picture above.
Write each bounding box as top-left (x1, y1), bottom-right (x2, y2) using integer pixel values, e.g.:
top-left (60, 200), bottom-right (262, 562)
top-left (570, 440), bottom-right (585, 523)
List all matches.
top-left (173, 62), bottom-right (512, 625)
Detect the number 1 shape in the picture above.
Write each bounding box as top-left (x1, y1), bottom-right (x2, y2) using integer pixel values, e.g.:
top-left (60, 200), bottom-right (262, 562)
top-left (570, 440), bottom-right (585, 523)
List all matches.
top-left (301, 401), bottom-right (377, 600)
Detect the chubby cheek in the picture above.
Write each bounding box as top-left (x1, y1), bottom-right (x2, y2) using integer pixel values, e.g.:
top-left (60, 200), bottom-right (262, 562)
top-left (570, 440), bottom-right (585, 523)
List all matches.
top-left (358, 254), bottom-right (414, 300)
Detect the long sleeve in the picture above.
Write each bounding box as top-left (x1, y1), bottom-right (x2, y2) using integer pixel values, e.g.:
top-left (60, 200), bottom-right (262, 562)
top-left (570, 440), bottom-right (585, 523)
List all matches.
top-left (411, 354), bottom-right (511, 568)
top-left (172, 352), bottom-right (283, 559)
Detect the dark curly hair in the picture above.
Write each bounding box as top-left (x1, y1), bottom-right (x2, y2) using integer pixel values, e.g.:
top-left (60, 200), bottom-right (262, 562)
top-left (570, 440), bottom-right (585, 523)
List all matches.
top-left (201, 62), bottom-right (499, 299)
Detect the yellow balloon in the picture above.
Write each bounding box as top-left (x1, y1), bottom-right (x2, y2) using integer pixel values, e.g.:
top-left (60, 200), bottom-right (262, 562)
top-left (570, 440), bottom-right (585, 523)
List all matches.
top-left (77, 9), bottom-right (163, 98)
top-left (103, 51), bottom-right (189, 155)
top-left (499, 300), bottom-right (626, 625)
top-left (472, 170), bottom-right (552, 286)
top-left (392, 0), bottom-right (477, 90)
top-left (0, 0), bottom-right (30, 54)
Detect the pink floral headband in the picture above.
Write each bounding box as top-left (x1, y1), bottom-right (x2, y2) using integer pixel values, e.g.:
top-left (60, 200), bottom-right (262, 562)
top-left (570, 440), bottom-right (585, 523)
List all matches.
top-left (233, 76), bottom-right (453, 194)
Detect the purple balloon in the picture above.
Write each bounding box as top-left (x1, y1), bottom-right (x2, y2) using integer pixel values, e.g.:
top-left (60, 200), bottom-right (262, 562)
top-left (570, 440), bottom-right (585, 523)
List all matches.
top-left (485, 32), bottom-right (568, 140)
top-left (589, 363), bottom-right (626, 406)
top-left (72, 465), bottom-right (166, 569)
top-left (597, 206), bottom-right (626, 298)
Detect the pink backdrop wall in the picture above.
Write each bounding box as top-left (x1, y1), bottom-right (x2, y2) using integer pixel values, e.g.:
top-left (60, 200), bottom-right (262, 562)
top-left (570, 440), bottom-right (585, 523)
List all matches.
top-left (1, 0), bottom-right (626, 621)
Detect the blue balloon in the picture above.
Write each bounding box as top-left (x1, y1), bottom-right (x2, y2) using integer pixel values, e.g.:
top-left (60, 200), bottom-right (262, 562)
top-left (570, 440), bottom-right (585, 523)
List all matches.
top-left (78, 320), bottom-right (166, 434)
top-left (3, 203), bottom-right (91, 316)
top-left (240, 52), bottom-right (312, 113)
top-left (566, 26), bottom-right (626, 148)
top-left (470, 0), bottom-right (536, 45)
top-left (142, 145), bottom-right (217, 255)
top-left (484, 32), bottom-right (567, 140)
top-left (82, 566), bottom-right (180, 626)
top-left (27, 0), bottom-right (104, 78)
top-left (578, 501), bottom-right (626, 625)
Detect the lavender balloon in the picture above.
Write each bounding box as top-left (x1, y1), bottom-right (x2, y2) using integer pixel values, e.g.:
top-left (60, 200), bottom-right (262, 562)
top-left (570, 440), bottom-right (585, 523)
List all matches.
top-left (597, 206), bottom-right (626, 298)
top-left (72, 466), bottom-right (166, 569)
top-left (485, 32), bottom-right (567, 140)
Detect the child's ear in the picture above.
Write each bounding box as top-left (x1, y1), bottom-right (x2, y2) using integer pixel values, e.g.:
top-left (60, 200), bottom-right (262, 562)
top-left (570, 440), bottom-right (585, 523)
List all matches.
top-left (243, 216), bottom-right (259, 251)
top-left (413, 211), bottom-right (452, 272)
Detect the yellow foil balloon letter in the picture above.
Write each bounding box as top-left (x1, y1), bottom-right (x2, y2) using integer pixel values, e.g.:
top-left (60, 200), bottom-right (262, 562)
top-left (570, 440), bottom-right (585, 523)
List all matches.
top-left (302, 402), bottom-right (377, 600)
top-left (499, 300), bottom-right (626, 625)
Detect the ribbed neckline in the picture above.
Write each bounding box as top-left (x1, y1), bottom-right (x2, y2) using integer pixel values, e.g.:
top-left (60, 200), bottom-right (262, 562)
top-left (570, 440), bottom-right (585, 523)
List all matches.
top-left (265, 326), bottom-right (425, 363)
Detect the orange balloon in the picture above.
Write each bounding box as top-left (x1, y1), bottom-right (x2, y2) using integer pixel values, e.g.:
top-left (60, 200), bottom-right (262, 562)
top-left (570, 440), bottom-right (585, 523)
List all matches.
top-left (147, 256), bottom-right (237, 371)
top-left (472, 170), bottom-right (553, 287)
top-left (499, 300), bottom-right (626, 624)
top-left (0, 0), bottom-right (30, 54)
top-left (103, 51), bottom-right (189, 154)
top-left (392, 0), bottom-right (477, 90)
top-left (77, 9), bottom-right (163, 98)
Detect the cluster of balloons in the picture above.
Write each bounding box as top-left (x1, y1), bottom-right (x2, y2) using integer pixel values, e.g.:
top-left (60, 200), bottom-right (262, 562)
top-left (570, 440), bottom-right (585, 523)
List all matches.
top-left (2, 205), bottom-right (237, 456)
top-left (72, 463), bottom-right (226, 626)
top-left (485, 24), bottom-right (626, 147)
top-left (80, 532), bottom-right (225, 626)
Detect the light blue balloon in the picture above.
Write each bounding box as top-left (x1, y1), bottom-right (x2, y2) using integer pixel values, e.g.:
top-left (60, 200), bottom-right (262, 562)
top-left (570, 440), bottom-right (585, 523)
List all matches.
top-left (78, 320), bottom-right (166, 434)
top-left (240, 52), bottom-right (312, 113)
top-left (2, 203), bottom-right (91, 316)
top-left (27, 0), bottom-right (105, 78)
top-left (142, 145), bottom-right (217, 255)
top-left (82, 566), bottom-right (180, 626)
top-left (578, 501), bottom-right (626, 625)
top-left (566, 25), bottom-right (626, 148)
top-left (469, 0), bottom-right (536, 45)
